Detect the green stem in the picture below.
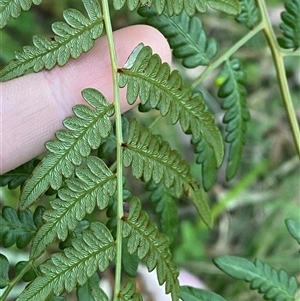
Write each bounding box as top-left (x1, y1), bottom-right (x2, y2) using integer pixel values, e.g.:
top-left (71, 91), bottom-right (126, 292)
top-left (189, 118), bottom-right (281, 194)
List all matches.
top-left (256, 0), bottom-right (300, 158)
top-left (192, 21), bottom-right (265, 88)
top-left (101, 1), bottom-right (124, 300)
top-left (0, 259), bottom-right (34, 301)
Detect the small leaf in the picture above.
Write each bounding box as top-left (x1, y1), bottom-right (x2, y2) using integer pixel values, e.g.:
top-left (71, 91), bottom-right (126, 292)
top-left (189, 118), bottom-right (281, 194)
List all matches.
top-left (0, 0), bottom-right (43, 29)
top-left (20, 88), bottom-right (114, 210)
top-left (17, 222), bottom-right (116, 301)
top-left (0, 159), bottom-right (40, 189)
top-left (0, 254), bottom-right (9, 288)
top-left (123, 197), bottom-right (180, 300)
top-left (117, 279), bottom-right (143, 301)
top-left (15, 261), bottom-right (37, 282)
top-left (139, 6), bottom-right (218, 68)
top-left (0, 206), bottom-right (44, 248)
top-left (214, 255), bottom-right (298, 301)
top-left (180, 285), bottom-right (229, 301)
top-left (77, 273), bottom-right (109, 301)
top-left (216, 58), bottom-right (250, 180)
top-left (285, 218), bottom-right (300, 244)
top-left (0, 0), bottom-right (103, 81)
top-left (235, 0), bottom-right (260, 29)
top-left (277, 0), bottom-right (300, 50)
top-left (30, 156), bottom-right (116, 258)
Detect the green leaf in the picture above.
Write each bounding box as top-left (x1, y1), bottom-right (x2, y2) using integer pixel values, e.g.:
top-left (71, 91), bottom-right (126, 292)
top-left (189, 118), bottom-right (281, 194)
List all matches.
top-left (117, 279), bottom-right (143, 301)
top-left (235, 0), bottom-right (260, 29)
top-left (77, 273), bottom-right (109, 301)
top-left (0, 0), bottom-right (42, 29)
top-left (139, 6), bottom-right (218, 68)
top-left (285, 218), bottom-right (300, 244)
top-left (30, 156), bottom-right (116, 258)
top-left (17, 222), bottom-right (116, 301)
top-left (113, 0), bottom-right (240, 16)
top-left (216, 59), bottom-right (250, 180)
top-left (0, 159), bottom-right (40, 189)
top-left (146, 181), bottom-right (179, 245)
top-left (122, 237), bottom-right (139, 277)
top-left (180, 285), bottom-right (229, 301)
top-left (20, 88), bottom-right (114, 209)
top-left (0, 206), bottom-right (44, 248)
top-left (119, 45), bottom-right (223, 167)
top-left (0, 0), bottom-right (103, 81)
top-left (0, 254), bottom-right (9, 289)
top-left (15, 261), bottom-right (37, 282)
top-left (123, 197), bottom-right (180, 300)
top-left (214, 255), bottom-right (298, 301)
top-left (277, 0), bottom-right (300, 50)
top-left (123, 119), bottom-right (213, 228)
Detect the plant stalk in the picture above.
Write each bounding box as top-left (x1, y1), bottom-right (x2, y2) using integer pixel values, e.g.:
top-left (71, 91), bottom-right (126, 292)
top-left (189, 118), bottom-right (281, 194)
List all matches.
top-left (256, 0), bottom-right (300, 158)
top-left (101, 1), bottom-right (124, 299)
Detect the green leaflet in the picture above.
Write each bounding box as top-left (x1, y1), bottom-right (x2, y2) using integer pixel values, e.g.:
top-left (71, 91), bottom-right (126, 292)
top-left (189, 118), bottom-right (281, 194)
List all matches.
top-left (180, 286), bottom-right (229, 301)
top-left (214, 255), bottom-right (298, 301)
top-left (216, 58), bottom-right (250, 181)
top-left (146, 181), bottom-right (179, 246)
top-left (139, 6), bottom-right (218, 68)
top-left (235, 0), bottom-right (260, 30)
top-left (113, 0), bottom-right (240, 16)
top-left (119, 45), bottom-right (224, 167)
top-left (0, 0), bottom-right (103, 81)
top-left (117, 279), bottom-right (143, 301)
top-left (277, 0), bottom-right (300, 50)
top-left (20, 88), bottom-right (114, 209)
top-left (30, 156), bottom-right (116, 259)
top-left (123, 119), bottom-right (213, 228)
top-left (0, 159), bottom-right (40, 189)
top-left (285, 218), bottom-right (300, 245)
top-left (77, 273), bottom-right (109, 301)
top-left (0, 254), bottom-right (9, 289)
top-left (0, 206), bottom-right (44, 249)
top-left (122, 197), bottom-right (180, 300)
top-left (17, 222), bottom-right (116, 301)
top-left (0, 0), bottom-right (42, 29)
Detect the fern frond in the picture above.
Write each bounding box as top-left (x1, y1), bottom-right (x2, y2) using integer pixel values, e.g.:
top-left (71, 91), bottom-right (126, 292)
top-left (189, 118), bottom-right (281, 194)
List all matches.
top-left (216, 58), bottom-right (250, 180)
top-left (138, 7), bottom-right (218, 68)
top-left (235, 0), bottom-right (259, 30)
top-left (113, 0), bottom-right (240, 16)
top-left (0, 159), bottom-right (39, 189)
top-left (123, 197), bottom-right (180, 300)
top-left (214, 255), bottom-right (298, 301)
top-left (17, 222), bottom-right (116, 301)
top-left (0, 0), bottom-right (103, 81)
top-left (30, 156), bottom-right (116, 259)
top-left (119, 45), bottom-right (224, 168)
top-left (0, 254), bottom-right (9, 289)
top-left (123, 119), bottom-right (213, 228)
top-left (77, 273), bottom-right (109, 301)
top-left (0, 0), bottom-right (42, 29)
top-left (138, 6), bottom-right (218, 68)
top-left (0, 206), bottom-right (44, 249)
top-left (20, 88), bottom-right (114, 209)
top-left (118, 279), bottom-right (143, 301)
top-left (285, 218), bottom-right (300, 245)
top-left (146, 181), bottom-right (179, 245)
top-left (277, 0), bottom-right (300, 50)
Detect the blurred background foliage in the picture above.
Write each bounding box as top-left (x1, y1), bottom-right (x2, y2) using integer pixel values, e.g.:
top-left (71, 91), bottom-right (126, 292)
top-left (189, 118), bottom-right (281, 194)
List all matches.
top-left (1, 1), bottom-right (299, 300)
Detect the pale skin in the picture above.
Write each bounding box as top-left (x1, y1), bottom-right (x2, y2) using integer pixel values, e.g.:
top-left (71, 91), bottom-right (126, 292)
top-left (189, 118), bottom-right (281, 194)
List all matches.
top-left (0, 25), bottom-right (171, 174)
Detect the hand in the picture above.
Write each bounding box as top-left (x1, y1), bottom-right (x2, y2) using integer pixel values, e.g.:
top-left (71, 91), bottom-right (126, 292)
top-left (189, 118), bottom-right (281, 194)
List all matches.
top-left (1, 25), bottom-right (171, 174)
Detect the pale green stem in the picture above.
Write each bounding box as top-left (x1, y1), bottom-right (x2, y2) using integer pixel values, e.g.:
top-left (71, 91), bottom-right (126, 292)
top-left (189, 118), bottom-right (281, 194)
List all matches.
top-left (0, 259), bottom-right (34, 301)
top-left (192, 21), bottom-right (265, 88)
top-left (256, 0), bottom-right (300, 158)
top-left (101, 1), bottom-right (124, 299)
